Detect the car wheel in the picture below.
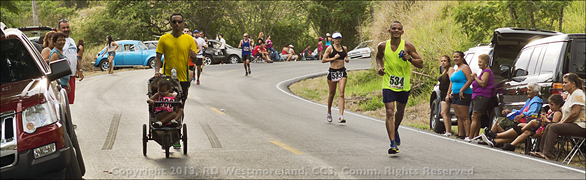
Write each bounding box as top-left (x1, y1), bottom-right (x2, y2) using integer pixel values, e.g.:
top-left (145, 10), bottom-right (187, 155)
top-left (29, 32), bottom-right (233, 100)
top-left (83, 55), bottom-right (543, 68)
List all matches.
top-left (204, 55), bottom-right (212, 66)
top-left (65, 135), bottom-right (83, 179)
top-left (59, 90), bottom-right (85, 175)
top-left (98, 59), bottom-right (109, 71)
top-left (147, 58), bottom-right (155, 69)
top-left (229, 55), bottom-right (240, 64)
top-left (430, 97), bottom-right (445, 133)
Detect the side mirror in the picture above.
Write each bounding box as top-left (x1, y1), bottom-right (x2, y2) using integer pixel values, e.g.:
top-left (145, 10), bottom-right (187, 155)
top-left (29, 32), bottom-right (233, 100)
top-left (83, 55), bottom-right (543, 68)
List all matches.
top-left (47, 59), bottom-right (72, 81)
top-left (500, 65), bottom-right (511, 79)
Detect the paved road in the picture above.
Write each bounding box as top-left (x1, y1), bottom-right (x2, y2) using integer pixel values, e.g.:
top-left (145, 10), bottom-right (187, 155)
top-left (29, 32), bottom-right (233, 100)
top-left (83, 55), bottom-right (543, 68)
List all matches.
top-left (71, 59), bottom-right (585, 179)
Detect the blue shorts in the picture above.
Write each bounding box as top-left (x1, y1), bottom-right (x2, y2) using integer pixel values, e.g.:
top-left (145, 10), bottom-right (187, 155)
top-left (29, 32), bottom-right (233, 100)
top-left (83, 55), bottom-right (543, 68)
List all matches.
top-left (382, 89), bottom-right (410, 104)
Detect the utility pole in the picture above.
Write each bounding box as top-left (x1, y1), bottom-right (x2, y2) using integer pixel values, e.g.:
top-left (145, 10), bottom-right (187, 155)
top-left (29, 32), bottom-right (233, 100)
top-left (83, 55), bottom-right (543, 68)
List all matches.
top-left (32, 0), bottom-right (38, 26)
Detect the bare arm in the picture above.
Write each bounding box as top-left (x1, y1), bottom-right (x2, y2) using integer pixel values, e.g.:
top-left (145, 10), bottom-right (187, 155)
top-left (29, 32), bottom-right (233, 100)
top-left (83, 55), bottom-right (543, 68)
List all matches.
top-left (343, 46), bottom-right (349, 63)
top-left (147, 93), bottom-right (159, 104)
top-left (559, 105), bottom-right (583, 123)
top-left (473, 71), bottom-right (491, 88)
top-left (405, 42), bottom-right (423, 69)
top-left (375, 41), bottom-right (386, 76)
top-left (460, 65), bottom-right (474, 96)
top-left (154, 53), bottom-right (163, 77)
top-left (322, 46), bottom-right (337, 63)
top-left (238, 40), bottom-right (243, 49)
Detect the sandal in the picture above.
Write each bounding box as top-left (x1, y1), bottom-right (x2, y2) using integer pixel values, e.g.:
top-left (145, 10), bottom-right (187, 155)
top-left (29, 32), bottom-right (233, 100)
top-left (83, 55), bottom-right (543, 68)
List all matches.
top-left (530, 152), bottom-right (550, 160)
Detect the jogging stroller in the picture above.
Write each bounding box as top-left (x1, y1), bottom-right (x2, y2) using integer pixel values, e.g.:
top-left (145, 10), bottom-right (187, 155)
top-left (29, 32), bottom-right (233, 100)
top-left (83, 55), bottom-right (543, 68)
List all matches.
top-left (143, 75), bottom-right (187, 158)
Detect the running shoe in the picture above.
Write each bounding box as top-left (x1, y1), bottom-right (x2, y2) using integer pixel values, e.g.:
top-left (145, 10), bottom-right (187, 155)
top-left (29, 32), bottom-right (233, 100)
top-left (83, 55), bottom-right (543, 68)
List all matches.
top-left (388, 145), bottom-right (399, 154)
top-left (169, 120), bottom-right (178, 126)
top-left (153, 121), bottom-right (163, 128)
top-left (395, 131), bottom-right (401, 146)
top-left (443, 132), bottom-right (452, 137)
top-left (245, 71), bottom-right (248, 76)
top-left (327, 113), bottom-right (332, 123)
top-left (464, 137), bottom-right (471, 142)
top-left (248, 70), bottom-right (251, 75)
top-left (173, 141), bottom-right (181, 149)
top-left (196, 80), bottom-right (200, 85)
top-left (338, 117), bottom-right (346, 123)
top-left (502, 143), bottom-right (515, 151)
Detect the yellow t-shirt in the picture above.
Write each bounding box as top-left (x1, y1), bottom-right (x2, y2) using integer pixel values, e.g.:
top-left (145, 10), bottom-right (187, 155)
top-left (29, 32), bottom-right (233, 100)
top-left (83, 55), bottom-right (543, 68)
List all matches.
top-left (383, 40), bottom-right (411, 91)
top-left (156, 33), bottom-right (197, 82)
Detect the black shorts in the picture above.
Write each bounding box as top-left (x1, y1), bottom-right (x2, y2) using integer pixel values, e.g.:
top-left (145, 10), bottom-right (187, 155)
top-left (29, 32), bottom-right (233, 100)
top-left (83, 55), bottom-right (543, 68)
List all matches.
top-left (108, 51), bottom-right (115, 57)
top-left (472, 95), bottom-right (490, 113)
top-left (189, 65), bottom-right (195, 71)
top-left (440, 92), bottom-right (448, 102)
top-left (382, 89), bottom-right (410, 104)
top-left (179, 81), bottom-right (190, 107)
top-left (195, 58), bottom-right (203, 66)
top-left (242, 54), bottom-right (251, 61)
top-left (451, 93), bottom-right (472, 106)
top-left (326, 67), bottom-right (347, 82)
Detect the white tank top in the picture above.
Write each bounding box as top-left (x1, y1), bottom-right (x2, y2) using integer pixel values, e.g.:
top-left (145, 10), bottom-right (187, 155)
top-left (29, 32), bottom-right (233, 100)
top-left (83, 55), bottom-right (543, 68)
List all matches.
top-left (107, 42), bottom-right (116, 52)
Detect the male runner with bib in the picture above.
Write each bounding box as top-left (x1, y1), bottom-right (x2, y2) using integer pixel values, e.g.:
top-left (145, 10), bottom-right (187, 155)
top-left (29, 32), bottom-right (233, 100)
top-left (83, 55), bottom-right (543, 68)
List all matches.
top-left (375, 21), bottom-right (423, 154)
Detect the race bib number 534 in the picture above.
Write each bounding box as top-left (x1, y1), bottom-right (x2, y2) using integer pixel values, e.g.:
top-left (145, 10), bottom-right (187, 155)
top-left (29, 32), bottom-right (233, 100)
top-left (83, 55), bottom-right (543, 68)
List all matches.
top-left (389, 75), bottom-right (405, 89)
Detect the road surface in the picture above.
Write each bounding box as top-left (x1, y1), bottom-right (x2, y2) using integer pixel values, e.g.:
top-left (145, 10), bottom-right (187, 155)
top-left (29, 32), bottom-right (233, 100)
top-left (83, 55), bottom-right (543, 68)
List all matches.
top-left (71, 59), bottom-right (585, 179)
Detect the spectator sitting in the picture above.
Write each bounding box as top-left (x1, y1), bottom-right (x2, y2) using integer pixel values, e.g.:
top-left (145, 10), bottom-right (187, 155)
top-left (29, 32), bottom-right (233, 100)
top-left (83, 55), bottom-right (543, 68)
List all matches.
top-left (531, 73), bottom-right (585, 160)
top-left (483, 94), bottom-right (563, 150)
top-left (281, 44), bottom-right (298, 62)
top-left (302, 45), bottom-right (316, 60)
top-left (487, 83), bottom-right (543, 136)
top-left (253, 42), bottom-right (272, 63)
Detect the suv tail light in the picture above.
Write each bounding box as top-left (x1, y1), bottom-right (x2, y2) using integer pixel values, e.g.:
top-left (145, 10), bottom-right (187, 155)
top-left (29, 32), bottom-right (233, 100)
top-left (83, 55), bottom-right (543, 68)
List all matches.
top-left (551, 82), bottom-right (563, 95)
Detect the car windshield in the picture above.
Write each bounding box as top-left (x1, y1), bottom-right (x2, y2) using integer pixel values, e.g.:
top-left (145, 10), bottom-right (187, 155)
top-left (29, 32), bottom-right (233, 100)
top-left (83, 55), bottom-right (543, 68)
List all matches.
top-left (353, 41), bottom-right (371, 50)
top-left (138, 42), bottom-right (148, 51)
top-left (1, 39), bottom-right (42, 85)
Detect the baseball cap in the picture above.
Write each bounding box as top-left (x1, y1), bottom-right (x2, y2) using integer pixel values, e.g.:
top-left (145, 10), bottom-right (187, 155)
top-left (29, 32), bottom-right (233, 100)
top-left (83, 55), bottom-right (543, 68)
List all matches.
top-left (193, 30), bottom-right (199, 34)
top-left (326, 33), bottom-right (331, 37)
top-left (332, 32), bottom-right (342, 39)
top-left (288, 45), bottom-right (294, 48)
top-left (318, 37), bottom-right (323, 40)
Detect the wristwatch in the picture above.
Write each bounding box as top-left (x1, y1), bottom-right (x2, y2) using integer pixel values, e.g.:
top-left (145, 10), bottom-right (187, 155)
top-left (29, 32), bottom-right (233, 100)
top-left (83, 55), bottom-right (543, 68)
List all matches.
top-left (408, 57), bottom-right (413, 62)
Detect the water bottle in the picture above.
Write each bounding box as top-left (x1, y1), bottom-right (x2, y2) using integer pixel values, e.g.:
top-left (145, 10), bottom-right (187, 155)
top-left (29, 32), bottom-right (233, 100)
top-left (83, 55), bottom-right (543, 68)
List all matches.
top-left (171, 67), bottom-right (177, 79)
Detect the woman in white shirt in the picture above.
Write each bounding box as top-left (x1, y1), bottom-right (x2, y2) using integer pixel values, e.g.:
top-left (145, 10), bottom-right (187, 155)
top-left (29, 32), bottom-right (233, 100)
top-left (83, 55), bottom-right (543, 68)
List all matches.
top-left (531, 73), bottom-right (585, 160)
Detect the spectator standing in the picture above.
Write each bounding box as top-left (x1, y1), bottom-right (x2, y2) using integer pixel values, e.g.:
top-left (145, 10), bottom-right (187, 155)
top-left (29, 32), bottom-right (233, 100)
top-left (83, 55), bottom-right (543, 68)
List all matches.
top-left (100, 36), bottom-right (119, 74)
top-left (531, 73), bottom-right (585, 160)
top-left (238, 33), bottom-right (253, 76)
top-left (318, 37), bottom-right (324, 60)
top-left (266, 35), bottom-right (278, 62)
top-left (438, 55), bottom-right (455, 137)
top-left (49, 33), bottom-right (69, 90)
top-left (447, 51), bottom-right (473, 141)
top-left (183, 27), bottom-right (196, 81)
top-left (218, 34), bottom-right (228, 63)
top-left (375, 21), bottom-right (424, 154)
top-left (257, 32), bottom-right (265, 45)
top-left (325, 33), bottom-right (332, 49)
top-left (58, 19), bottom-right (83, 104)
top-left (195, 31), bottom-right (208, 85)
top-left (41, 31), bottom-right (56, 62)
top-left (469, 54), bottom-right (494, 141)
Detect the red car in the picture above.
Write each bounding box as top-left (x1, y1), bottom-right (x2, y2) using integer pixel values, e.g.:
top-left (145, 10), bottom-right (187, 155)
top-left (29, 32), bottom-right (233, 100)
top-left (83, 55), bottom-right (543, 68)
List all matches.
top-left (1, 24), bottom-right (85, 178)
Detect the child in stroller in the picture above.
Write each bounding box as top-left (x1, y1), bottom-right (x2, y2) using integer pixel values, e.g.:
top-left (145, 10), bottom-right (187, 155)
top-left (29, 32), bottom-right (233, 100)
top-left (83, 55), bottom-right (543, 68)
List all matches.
top-left (147, 79), bottom-right (183, 127)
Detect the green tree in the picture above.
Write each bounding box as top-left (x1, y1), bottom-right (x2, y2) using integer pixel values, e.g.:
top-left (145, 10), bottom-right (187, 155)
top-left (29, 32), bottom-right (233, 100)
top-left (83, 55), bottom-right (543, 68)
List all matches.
top-left (307, 0), bottom-right (369, 48)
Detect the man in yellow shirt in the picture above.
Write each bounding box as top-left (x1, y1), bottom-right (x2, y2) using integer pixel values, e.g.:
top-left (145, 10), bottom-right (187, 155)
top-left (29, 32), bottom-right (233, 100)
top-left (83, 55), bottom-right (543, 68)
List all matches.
top-left (375, 21), bottom-right (423, 154)
top-left (154, 13), bottom-right (198, 105)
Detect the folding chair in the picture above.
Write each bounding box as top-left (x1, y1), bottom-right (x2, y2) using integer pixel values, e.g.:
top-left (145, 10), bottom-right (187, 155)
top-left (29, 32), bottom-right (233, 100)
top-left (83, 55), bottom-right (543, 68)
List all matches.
top-left (562, 136), bottom-right (586, 164)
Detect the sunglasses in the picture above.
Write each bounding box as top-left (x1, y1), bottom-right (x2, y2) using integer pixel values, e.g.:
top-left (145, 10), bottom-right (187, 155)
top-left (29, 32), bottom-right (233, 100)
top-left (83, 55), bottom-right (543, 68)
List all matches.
top-left (59, 19), bottom-right (68, 23)
top-left (171, 20), bottom-right (183, 24)
top-left (333, 37), bottom-right (342, 39)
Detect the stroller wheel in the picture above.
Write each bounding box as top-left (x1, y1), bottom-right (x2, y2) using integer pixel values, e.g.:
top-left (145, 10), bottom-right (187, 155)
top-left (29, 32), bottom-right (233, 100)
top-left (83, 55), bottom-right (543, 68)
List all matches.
top-left (182, 124), bottom-right (187, 155)
top-left (165, 132), bottom-right (171, 158)
top-left (143, 124), bottom-right (147, 156)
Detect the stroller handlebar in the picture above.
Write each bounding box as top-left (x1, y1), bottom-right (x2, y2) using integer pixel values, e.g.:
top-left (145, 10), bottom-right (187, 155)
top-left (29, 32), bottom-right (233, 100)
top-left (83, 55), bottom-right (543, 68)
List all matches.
top-left (154, 101), bottom-right (183, 105)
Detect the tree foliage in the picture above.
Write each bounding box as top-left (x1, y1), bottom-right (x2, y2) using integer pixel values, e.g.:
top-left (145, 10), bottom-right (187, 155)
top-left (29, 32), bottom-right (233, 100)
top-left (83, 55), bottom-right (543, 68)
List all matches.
top-left (452, 0), bottom-right (571, 47)
top-left (307, 0), bottom-right (369, 47)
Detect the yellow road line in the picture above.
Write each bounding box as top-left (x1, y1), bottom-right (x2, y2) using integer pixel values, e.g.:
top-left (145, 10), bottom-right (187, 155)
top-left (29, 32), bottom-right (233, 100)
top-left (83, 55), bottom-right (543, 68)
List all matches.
top-left (210, 108), bottom-right (225, 114)
top-left (269, 140), bottom-right (303, 154)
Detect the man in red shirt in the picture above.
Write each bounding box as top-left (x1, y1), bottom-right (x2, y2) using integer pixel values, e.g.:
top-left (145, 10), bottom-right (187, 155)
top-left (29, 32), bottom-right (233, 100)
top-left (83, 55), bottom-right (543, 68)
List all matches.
top-left (253, 42), bottom-right (272, 63)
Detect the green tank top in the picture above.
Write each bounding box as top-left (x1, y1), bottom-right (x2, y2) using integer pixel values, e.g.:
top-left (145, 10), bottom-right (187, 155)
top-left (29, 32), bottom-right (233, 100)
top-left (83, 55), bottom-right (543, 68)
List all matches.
top-left (383, 40), bottom-right (411, 91)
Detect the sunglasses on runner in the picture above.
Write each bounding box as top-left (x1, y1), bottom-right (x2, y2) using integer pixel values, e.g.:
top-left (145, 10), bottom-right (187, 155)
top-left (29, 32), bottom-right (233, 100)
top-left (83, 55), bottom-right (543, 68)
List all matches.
top-left (171, 20), bottom-right (183, 24)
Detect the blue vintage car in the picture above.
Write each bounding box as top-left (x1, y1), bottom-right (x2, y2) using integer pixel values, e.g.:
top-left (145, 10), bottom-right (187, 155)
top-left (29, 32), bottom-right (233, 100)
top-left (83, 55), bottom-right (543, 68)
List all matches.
top-left (93, 40), bottom-right (163, 71)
